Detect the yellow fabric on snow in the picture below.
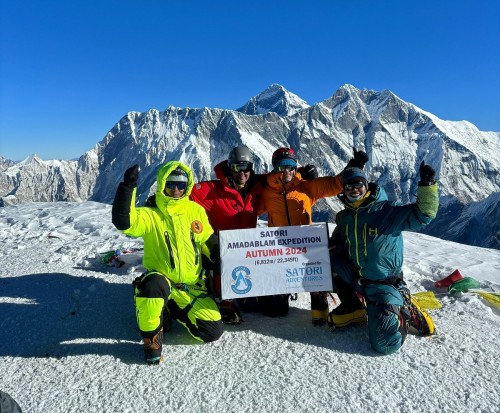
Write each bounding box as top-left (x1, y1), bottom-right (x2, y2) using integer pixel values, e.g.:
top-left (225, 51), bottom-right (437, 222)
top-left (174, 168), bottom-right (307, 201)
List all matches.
top-left (413, 291), bottom-right (442, 310)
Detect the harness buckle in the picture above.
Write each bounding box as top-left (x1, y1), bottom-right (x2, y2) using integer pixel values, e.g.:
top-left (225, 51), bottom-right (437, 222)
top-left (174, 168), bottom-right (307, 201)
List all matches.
top-left (175, 283), bottom-right (189, 293)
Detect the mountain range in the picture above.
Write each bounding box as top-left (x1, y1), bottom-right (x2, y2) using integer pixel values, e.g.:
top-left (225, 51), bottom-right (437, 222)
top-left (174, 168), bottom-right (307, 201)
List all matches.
top-left (1, 84), bottom-right (499, 249)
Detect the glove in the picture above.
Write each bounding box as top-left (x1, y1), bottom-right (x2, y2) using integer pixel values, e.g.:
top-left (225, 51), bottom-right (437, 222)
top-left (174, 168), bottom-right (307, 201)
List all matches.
top-left (301, 164), bottom-right (318, 180)
top-left (418, 160), bottom-right (436, 186)
top-left (112, 166), bottom-right (138, 230)
top-left (202, 254), bottom-right (219, 272)
top-left (346, 147), bottom-right (369, 169)
top-left (123, 165), bottom-right (139, 188)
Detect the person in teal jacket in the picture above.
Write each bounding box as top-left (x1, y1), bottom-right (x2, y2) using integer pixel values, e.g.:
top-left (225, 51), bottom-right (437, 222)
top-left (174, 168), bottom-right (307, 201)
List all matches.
top-left (329, 161), bottom-right (439, 355)
top-left (112, 161), bottom-right (223, 364)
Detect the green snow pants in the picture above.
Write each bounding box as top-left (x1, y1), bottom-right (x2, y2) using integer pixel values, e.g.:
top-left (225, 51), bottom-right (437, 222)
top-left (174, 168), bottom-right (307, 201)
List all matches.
top-left (133, 272), bottom-right (223, 342)
top-left (331, 253), bottom-right (406, 355)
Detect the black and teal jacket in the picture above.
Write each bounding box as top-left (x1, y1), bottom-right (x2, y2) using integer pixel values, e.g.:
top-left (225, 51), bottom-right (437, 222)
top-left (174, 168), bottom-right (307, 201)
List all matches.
top-left (334, 182), bottom-right (439, 282)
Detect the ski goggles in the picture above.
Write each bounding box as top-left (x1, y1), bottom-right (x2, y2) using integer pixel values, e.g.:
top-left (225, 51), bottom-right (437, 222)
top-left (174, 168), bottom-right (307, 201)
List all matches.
top-left (344, 180), bottom-right (365, 191)
top-left (230, 162), bottom-right (252, 173)
top-left (165, 181), bottom-right (187, 190)
top-left (276, 165), bottom-right (297, 172)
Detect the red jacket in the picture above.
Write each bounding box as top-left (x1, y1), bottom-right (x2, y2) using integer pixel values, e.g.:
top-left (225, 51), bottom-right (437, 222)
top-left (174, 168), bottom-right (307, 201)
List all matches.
top-left (190, 161), bottom-right (265, 233)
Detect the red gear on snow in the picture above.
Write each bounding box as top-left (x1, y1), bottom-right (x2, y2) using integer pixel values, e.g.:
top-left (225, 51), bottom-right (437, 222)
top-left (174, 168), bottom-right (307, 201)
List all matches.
top-left (435, 269), bottom-right (464, 288)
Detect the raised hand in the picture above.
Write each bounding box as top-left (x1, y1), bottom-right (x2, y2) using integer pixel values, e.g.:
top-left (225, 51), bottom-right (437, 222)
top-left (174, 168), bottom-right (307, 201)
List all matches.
top-left (301, 164), bottom-right (319, 180)
top-left (346, 147), bottom-right (369, 169)
top-left (418, 160), bottom-right (436, 186)
top-left (123, 165), bottom-right (139, 188)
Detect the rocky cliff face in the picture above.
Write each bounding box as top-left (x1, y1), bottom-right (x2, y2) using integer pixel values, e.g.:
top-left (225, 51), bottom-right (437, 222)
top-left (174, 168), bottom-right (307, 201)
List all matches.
top-left (1, 84), bottom-right (499, 248)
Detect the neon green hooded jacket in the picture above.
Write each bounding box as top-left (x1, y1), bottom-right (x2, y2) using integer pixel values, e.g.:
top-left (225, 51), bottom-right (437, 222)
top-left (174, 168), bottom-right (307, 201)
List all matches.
top-left (123, 161), bottom-right (214, 285)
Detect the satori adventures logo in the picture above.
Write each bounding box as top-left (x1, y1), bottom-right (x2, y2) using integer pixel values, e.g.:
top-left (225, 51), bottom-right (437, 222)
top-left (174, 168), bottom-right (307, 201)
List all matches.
top-left (231, 266), bottom-right (252, 294)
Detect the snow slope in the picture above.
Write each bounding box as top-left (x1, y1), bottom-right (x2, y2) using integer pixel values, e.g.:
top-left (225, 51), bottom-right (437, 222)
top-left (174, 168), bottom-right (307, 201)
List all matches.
top-left (0, 202), bottom-right (499, 413)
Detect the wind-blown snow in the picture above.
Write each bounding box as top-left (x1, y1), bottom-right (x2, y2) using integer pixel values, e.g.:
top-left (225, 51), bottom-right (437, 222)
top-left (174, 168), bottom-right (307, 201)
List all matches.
top-left (0, 202), bottom-right (499, 413)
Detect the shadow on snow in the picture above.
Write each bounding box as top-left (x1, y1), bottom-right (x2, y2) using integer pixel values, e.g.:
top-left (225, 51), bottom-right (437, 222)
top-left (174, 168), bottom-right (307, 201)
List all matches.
top-left (0, 273), bottom-right (376, 364)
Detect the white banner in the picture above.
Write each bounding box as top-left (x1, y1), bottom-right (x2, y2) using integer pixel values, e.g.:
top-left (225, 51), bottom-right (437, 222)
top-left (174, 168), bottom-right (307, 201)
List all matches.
top-left (219, 224), bottom-right (332, 299)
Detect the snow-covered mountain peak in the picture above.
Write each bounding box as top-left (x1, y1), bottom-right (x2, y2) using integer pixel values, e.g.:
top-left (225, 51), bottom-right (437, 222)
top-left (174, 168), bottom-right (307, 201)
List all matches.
top-left (236, 83), bottom-right (310, 117)
top-left (7, 154), bottom-right (69, 172)
top-left (0, 156), bottom-right (15, 172)
top-left (338, 83), bottom-right (360, 94)
top-left (19, 154), bottom-right (41, 165)
top-left (1, 84), bottom-right (499, 248)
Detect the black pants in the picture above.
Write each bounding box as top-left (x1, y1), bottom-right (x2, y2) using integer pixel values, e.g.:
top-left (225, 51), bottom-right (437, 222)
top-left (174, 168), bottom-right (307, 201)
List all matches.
top-left (257, 294), bottom-right (290, 317)
top-left (134, 272), bottom-right (223, 342)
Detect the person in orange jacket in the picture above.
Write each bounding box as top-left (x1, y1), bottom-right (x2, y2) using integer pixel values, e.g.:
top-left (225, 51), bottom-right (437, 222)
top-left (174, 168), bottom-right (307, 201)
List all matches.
top-left (257, 147), bottom-right (368, 323)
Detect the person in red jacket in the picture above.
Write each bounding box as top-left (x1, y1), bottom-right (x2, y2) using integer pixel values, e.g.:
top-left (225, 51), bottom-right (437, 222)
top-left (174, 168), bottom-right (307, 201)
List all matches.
top-left (190, 146), bottom-right (265, 234)
top-left (190, 146), bottom-right (318, 323)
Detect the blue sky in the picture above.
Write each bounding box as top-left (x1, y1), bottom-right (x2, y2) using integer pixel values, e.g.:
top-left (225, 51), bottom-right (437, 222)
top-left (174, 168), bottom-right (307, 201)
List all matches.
top-left (1, 0), bottom-right (499, 161)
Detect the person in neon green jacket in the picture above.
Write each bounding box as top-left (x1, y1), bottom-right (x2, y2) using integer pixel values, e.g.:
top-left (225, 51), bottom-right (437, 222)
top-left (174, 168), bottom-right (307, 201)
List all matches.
top-left (112, 161), bottom-right (223, 364)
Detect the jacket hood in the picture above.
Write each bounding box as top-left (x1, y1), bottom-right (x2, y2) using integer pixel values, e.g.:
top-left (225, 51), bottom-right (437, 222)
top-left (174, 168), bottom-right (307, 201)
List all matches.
top-left (156, 161), bottom-right (194, 202)
top-left (214, 161), bottom-right (229, 181)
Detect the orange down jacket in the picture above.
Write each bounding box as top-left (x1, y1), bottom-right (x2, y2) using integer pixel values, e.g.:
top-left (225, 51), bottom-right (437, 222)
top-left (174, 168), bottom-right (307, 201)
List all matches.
top-left (258, 172), bottom-right (343, 227)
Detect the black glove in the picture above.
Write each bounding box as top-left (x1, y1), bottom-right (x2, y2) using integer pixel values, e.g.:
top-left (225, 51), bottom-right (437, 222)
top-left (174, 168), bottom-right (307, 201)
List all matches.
top-left (202, 254), bottom-right (220, 272)
top-left (301, 164), bottom-right (319, 180)
top-left (418, 160), bottom-right (436, 186)
top-left (201, 234), bottom-right (220, 271)
top-left (210, 247), bottom-right (221, 269)
top-left (346, 147), bottom-right (369, 169)
top-left (123, 165), bottom-right (139, 188)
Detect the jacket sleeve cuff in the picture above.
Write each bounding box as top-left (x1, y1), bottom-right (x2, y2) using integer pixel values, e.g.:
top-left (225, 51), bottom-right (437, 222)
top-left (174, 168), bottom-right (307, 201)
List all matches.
top-left (416, 183), bottom-right (439, 219)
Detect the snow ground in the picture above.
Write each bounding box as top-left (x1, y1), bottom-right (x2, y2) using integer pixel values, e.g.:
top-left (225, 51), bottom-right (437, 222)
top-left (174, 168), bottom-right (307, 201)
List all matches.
top-left (0, 202), bottom-right (499, 413)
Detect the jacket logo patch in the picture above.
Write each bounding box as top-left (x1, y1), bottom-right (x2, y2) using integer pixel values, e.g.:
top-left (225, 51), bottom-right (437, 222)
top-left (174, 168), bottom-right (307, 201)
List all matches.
top-left (191, 220), bottom-right (203, 233)
top-left (368, 228), bottom-right (378, 236)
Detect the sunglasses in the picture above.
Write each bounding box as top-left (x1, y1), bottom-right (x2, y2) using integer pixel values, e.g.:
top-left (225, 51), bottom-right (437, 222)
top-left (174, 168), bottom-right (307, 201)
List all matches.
top-left (165, 181), bottom-right (187, 191)
top-left (277, 165), bottom-right (297, 172)
top-left (344, 181), bottom-right (365, 191)
top-left (230, 162), bottom-right (252, 173)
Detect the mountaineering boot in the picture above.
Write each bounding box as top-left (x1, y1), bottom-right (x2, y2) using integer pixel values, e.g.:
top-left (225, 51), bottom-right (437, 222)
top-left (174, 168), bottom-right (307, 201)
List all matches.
top-left (327, 293), bottom-right (366, 330)
top-left (408, 296), bottom-right (435, 336)
top-left (218, 299), bottom-right (243, 324)
top-left (328, 277), bottom-right (367, 330)
top-left (311, 292), bottom-right (329, 326)
top-left (397, 281), bottom-right (435, 336)
top-left (327, 307), bottom-right (367, 330)
top-left (143, 329), bottom-right (163, 365)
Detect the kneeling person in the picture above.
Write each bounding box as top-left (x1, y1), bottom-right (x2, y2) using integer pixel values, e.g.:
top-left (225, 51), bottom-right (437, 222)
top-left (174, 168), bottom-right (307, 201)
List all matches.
top-left (112, 162), bottom-right (223, 364)
top-left (329, 162), bottom-right (438, 354)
